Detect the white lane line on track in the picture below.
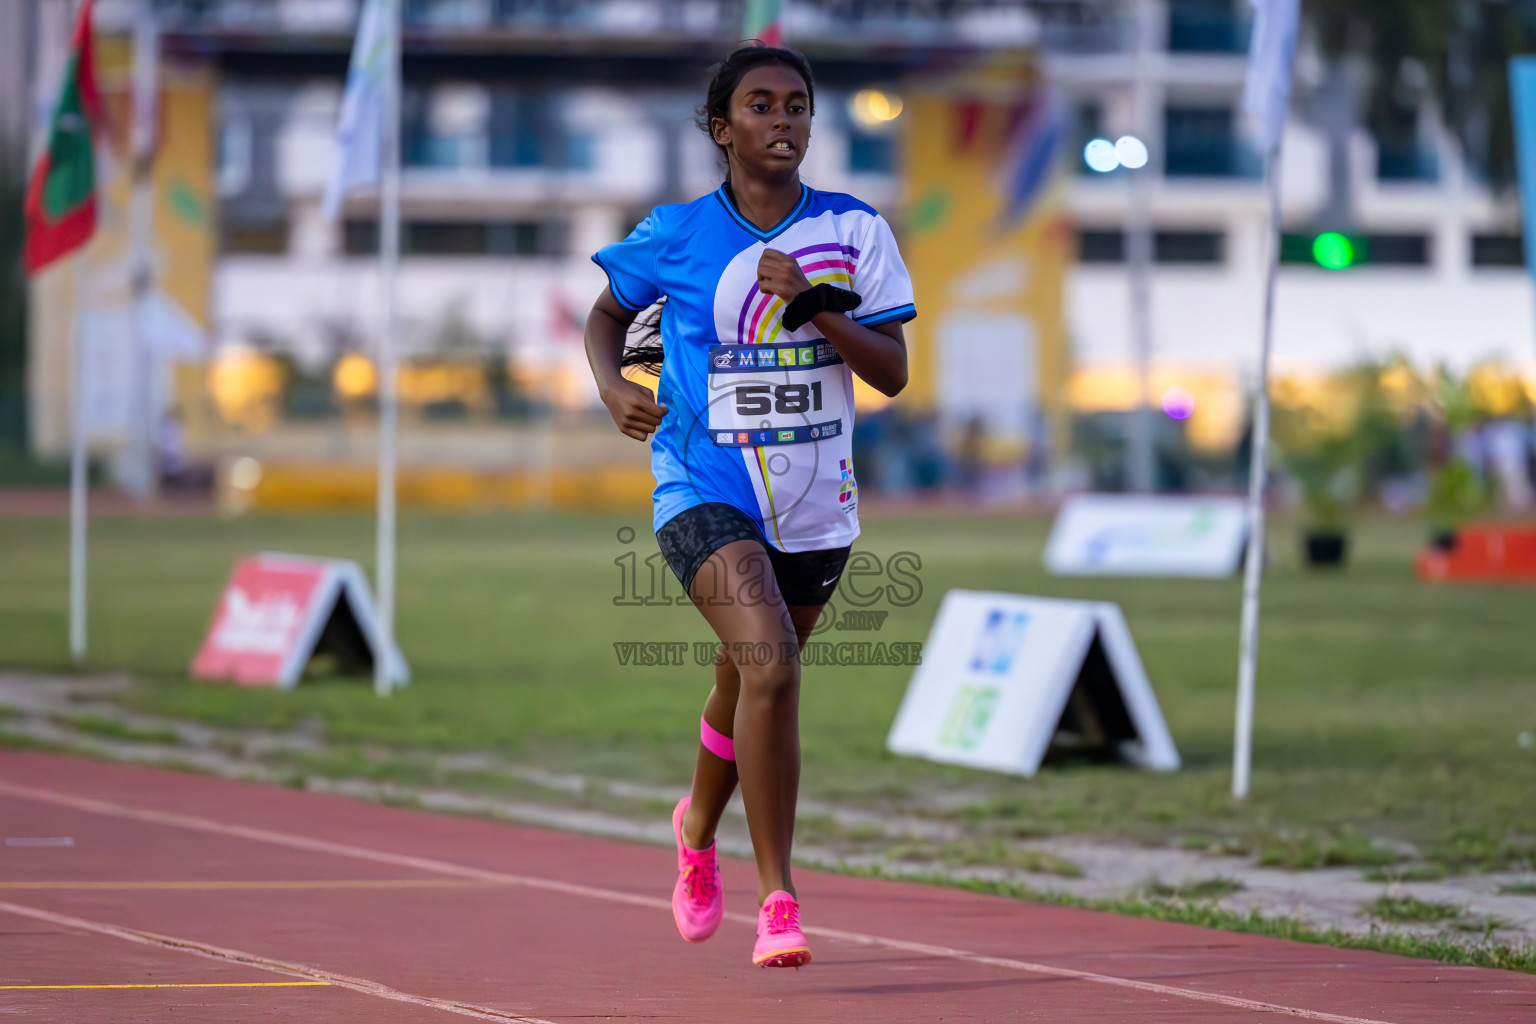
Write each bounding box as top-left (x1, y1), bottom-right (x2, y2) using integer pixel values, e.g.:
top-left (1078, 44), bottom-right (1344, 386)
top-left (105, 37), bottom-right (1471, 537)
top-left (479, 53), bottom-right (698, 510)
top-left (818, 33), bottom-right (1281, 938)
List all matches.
top-left (0, 779), bottom-right (1398, 1024)
top-left (0, 899), bottom-right (557, 1024)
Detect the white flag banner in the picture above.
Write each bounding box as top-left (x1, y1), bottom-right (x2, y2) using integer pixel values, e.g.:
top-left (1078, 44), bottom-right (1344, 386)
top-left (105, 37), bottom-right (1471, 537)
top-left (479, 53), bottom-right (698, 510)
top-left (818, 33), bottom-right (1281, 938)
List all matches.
top-left (1242, 0), bottom-right (1300, 151)
top-left (323, 0), bottom-right (391, 222)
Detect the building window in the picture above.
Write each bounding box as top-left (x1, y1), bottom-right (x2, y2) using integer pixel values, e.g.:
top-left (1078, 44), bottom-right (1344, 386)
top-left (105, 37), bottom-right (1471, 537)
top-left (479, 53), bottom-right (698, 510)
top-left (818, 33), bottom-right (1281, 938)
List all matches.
top-left (344, 219), bottom-right (379, 256)
top-left (1373, 104), bottom-right (1439, 183)
top-left (492, 90), bottom-right (548, 168)
top-left (221, 220), bottom-right (289, 255)
top-left (1076, 229), bottom-right (1125, 263)
top-left (1167, 0), bottom-right (1251, 54)
top-left (1472, 234), bottom-right (1524, 268)
top-left (487, 89), bottom-right (593, 171)
top-left (1164, 105), bottom-right (1260, 178)
top-left (848, 129), bottom-right (896, 174)
top-left (408, 221), bottom-right (490, 255)
top-left (344, 219), bottom-right (569, 257)
top-left (1073, 228), bottom-right (1226, 264)
top-left (1071, 99), bottom-right (1106, 177)
top-left (217, 117), bottom-right (253, 197)
top-left (1279, 232), bottom-right (1432, 267)
top-left (1367, 233), bottom-right (1432, 265)
top-left (1155, 230), bottom-right (1225, 264)
top-left (406, 0), bottom-right (493, 28)
top-left (405, 84), bottom-right (491, 169)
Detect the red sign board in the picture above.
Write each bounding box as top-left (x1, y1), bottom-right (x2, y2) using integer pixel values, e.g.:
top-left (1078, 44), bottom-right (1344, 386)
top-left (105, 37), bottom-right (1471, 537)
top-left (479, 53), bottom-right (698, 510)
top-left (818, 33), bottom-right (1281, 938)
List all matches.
top-left (1416, 524), bottom-right (1536, 584)
top-left (190, 553), bottom-right (408, 689)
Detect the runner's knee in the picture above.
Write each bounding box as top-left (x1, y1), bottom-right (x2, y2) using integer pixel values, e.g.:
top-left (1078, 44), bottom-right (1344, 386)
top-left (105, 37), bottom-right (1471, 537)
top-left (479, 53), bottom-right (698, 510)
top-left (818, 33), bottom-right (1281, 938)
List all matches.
top-left (737, 657), bottom-right (798, 706)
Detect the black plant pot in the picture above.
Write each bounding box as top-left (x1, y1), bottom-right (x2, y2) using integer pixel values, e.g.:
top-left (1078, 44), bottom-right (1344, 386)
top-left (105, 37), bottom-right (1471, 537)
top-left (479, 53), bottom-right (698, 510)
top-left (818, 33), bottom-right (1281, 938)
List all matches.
top-left (1302, 530), bottom-right (1348, 568)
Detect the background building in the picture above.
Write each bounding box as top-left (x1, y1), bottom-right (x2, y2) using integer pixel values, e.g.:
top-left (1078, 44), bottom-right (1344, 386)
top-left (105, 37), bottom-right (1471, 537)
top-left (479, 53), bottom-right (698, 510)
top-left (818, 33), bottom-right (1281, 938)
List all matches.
top-left (1053, 0), bottom-right (1531, 455)
top-left (17, 0), bottom-right (1536, 500)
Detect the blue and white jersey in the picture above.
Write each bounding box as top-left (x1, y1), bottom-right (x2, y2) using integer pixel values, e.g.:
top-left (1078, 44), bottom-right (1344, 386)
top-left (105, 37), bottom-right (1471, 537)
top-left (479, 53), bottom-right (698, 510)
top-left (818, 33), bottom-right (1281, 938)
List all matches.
top-left (593, 184), bottom-right (916, 553)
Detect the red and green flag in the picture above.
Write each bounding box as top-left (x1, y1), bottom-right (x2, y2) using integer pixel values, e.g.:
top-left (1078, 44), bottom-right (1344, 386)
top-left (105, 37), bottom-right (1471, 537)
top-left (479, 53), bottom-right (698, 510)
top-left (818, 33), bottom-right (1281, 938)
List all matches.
top-left (743, 0), bottom-right (783, 46)
top-left (24, 0), bottom-right (102, 275)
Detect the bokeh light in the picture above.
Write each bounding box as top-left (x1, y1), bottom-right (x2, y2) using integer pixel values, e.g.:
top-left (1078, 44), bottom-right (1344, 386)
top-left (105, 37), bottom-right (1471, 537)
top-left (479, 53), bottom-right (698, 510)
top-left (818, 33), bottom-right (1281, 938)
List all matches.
top-left (229, 456), bottom-right (263, 491)
top-left (1161, 386), bottom-right (1196, 421)
top-left (1084, 138), bottom-right (1119, 173)
top-left (1313, 232), bottom-right (1356, 270)
top-left (850, 89), bottom-right (903, 127)
top-left (1114, 135), bottom-right (1149, 170)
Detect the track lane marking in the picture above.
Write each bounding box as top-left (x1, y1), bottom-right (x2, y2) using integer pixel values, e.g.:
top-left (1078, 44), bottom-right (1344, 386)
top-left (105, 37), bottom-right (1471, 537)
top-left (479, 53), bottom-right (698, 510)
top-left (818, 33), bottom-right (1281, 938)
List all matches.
top-left (0, 900), bottom-right (557, 1023)
top-left (0, 982), bottom-right (329, 990)
top-left (0, 778), bottom-right (1401, 1024)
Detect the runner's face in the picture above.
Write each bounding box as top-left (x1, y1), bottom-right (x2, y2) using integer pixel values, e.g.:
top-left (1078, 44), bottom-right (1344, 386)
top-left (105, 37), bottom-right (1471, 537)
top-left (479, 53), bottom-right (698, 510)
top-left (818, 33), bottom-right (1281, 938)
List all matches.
top-left (716, 63), bottom-right (810, 178)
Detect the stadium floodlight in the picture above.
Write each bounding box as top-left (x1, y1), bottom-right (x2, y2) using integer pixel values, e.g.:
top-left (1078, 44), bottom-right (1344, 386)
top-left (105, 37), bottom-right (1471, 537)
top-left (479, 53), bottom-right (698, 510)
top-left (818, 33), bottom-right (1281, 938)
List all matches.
top-left (1312, 231), bottom-right (1357, 270)
top-left (1115, 135), bottom-right (1149, 170)
top-left (1084, 138), bottom-right (1120, 173)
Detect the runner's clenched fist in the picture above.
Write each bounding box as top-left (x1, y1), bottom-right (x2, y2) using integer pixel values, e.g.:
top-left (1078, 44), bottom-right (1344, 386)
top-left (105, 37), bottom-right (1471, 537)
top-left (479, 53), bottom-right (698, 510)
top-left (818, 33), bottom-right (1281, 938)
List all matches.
top-left (756, 248), bottom-right (812, 302)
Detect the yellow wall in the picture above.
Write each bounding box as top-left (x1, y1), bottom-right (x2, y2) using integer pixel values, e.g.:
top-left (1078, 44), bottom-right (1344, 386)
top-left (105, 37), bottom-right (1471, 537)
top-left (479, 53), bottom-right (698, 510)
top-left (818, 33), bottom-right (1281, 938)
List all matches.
top-left (899, 52), bottom-right (1071, 457)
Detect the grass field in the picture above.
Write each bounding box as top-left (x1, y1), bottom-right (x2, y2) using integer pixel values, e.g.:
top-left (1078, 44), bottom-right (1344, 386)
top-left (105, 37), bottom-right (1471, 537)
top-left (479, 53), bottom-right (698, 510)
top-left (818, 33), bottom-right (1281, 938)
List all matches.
top-left (0, 505), bottom-right (1533, 875)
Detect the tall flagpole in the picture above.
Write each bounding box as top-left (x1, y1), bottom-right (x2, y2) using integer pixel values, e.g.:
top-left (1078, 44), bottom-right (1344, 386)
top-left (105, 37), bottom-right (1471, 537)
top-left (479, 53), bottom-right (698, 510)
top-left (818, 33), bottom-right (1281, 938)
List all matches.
top-left (124, 0), bottom-right (157, 503)
top-left (1231, 0), bottom-right (1298, 800)
top-left (69, 254), bottom-right (88, 664)
top-left (1126, 0), bottom-right (1157, 493)
top-left (373, 0), bottom-right (400, 697)
top-left (1232, 138), bottom-right (1284, 799)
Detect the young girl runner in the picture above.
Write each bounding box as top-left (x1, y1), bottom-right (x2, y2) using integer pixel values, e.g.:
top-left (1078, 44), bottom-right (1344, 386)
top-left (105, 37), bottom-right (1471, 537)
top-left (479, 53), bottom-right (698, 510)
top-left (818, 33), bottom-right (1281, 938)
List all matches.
top-left (584, 44), bottom-right (915, 969)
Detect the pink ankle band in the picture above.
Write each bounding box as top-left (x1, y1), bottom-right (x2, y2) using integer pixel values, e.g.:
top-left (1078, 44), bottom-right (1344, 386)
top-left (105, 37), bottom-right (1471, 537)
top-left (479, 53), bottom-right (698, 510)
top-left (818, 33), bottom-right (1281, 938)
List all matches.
top-left (700, 717), bottom-right (735, 762)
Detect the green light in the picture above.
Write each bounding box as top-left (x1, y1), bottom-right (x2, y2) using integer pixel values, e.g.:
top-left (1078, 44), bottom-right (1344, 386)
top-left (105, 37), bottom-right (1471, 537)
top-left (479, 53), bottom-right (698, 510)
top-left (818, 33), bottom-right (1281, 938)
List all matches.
top-left (1313, 232), bottom-right (1356, 270)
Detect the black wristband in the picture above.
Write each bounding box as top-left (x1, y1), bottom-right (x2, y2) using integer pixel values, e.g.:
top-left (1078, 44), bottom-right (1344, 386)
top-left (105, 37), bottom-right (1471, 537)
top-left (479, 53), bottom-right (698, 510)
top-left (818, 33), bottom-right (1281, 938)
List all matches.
top-left (781, 283), bottom-right (863, 333)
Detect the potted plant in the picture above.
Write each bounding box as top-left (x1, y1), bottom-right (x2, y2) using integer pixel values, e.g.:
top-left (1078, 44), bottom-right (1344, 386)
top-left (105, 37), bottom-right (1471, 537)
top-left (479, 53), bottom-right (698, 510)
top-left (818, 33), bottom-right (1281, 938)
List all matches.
top-left (1272, 384), bottom-right (1358, 569)
top-left (1290, 440), bottom-right (1357, 568)
top-left (1424, 369), bottom-right (1490, 549)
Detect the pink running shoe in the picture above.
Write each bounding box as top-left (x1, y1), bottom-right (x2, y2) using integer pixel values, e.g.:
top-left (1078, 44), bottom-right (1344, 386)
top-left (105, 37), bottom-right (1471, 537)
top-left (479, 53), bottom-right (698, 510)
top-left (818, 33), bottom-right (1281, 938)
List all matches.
top-left (752, 890), bottom-right (811, 968)
top-left (671, 797), bottom-right (723, 942)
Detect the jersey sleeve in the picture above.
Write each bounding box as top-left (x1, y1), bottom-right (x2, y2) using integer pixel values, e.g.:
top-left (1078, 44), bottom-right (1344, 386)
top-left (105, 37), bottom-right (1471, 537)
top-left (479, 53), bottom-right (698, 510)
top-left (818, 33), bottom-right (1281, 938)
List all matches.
top-left (592, 212), bottom-right (664, 311)
top-left (850, 214), bottom-right (917, 327)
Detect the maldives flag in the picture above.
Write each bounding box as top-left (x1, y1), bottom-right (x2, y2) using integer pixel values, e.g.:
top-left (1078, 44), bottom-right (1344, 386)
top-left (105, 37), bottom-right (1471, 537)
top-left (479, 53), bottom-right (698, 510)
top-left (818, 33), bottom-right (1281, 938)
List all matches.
top-left (742, 0), bottom-right (783, 46)
top-left (24, 0), bottom-right (101, 275)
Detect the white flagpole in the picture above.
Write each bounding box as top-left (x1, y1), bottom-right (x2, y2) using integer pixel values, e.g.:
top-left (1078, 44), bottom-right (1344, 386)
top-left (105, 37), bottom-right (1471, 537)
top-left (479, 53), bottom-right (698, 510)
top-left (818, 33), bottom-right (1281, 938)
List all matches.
top-left (1232, 138), bottom-right (1283, 800)
top-left (125, 0), bottom-right (157, 503)
top-left (373, 0), bottom-right (400, 697)
top-left (69, 254), bottom-right (88, 664)
top-left (1126, 0), bottom-right (1156, 493)
top-left (1231, 0), bottom-right (1297, 800)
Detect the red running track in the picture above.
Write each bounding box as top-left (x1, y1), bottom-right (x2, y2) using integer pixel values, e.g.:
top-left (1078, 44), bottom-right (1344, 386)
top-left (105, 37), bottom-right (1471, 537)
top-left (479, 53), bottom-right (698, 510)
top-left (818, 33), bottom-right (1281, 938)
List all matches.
top-left (0, 749), bottom-right (1532, 1023)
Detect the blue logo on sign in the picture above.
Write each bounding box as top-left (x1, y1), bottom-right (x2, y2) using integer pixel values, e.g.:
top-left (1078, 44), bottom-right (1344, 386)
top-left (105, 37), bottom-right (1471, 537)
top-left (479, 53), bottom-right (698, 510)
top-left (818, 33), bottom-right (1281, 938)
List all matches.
top-left (737, 351), bottom-right (755, 367)
top-left (757, 350), bottom-right (776, 367)
top-left (968, 610), bottom-right (1029, 675)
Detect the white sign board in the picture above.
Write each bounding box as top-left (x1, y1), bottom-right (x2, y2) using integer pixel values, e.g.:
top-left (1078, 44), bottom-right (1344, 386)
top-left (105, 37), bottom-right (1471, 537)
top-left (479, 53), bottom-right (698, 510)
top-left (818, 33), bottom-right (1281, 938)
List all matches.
top-left (887, 590), bottom-right (1179, 777)
top-left (937, 312), bottom-right (1035, 443)
top-left (1044, 494), bottom-right (1248, 578)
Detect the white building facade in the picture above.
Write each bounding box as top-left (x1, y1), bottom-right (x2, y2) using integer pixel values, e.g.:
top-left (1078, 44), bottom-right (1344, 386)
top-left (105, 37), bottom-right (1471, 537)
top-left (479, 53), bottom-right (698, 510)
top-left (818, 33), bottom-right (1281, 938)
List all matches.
top-left (1050, 0), bottom-right (1534, 380)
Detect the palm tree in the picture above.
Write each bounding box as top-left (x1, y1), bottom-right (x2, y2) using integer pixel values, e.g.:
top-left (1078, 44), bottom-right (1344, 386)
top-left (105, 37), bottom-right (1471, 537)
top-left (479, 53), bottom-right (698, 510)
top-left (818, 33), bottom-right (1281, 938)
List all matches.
top-left (1304, 0), bottom-right (1536, 190)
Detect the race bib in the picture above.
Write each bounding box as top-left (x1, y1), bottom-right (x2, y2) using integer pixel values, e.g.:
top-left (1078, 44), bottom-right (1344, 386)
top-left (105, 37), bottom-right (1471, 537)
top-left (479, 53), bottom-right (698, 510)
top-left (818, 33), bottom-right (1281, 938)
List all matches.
top-left (707, 341), bottom-right (846, 447)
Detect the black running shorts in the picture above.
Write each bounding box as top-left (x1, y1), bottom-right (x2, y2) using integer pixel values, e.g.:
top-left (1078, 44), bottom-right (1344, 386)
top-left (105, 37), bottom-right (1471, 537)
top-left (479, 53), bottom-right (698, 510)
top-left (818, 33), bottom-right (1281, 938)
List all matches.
top-left (656, 502), bottom-right (851, 608)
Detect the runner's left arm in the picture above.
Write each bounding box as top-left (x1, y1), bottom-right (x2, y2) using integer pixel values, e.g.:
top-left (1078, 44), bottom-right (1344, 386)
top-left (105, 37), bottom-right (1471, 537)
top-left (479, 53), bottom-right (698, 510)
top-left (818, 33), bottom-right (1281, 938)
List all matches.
top-left (757, 249), bottom-right (907, 397)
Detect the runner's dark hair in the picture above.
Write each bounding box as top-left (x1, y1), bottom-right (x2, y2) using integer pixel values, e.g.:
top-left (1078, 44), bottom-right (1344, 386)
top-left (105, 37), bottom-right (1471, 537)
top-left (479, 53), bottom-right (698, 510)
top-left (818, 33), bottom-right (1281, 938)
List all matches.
top-left (697, 42), bottom-right (816, 180)
top-left (621, 43), bottom-right (816, 376)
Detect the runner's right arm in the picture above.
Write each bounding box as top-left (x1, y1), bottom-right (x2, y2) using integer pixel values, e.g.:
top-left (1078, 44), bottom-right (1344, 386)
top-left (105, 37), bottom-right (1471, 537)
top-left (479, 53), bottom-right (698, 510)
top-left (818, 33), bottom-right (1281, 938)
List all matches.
top-left (585, 287), bottom-right (668, 442)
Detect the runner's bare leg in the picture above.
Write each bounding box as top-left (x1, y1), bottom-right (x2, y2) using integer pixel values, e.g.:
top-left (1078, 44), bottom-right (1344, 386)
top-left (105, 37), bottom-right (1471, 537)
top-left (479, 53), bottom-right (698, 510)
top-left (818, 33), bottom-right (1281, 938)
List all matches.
top-left (679, 539), bottom-right (810, 903)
